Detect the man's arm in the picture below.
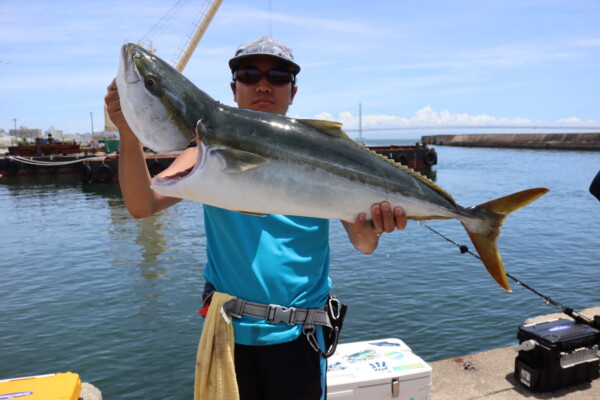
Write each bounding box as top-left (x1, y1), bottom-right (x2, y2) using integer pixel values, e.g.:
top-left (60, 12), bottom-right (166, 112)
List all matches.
top-left (342, 202), bottom-right (407, 254)
top-left (105, 79), bottom-right (187, 219)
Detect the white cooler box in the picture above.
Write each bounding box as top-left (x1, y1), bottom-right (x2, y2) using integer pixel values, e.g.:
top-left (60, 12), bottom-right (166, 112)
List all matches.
top-left (327, 338), bottom-right (431, 400)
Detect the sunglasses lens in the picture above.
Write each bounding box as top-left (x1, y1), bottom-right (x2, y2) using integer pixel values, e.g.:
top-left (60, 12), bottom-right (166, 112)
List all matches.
top-left (236, 69), bottom-right (261, 84)
top-left (236, 68), bottom-right (294, 85)
top-left (267, 70), bottom-right (293, 84)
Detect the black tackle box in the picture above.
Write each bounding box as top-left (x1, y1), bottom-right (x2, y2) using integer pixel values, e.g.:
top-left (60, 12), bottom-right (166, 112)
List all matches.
top-left (514, 318), bottom-right (600, 391)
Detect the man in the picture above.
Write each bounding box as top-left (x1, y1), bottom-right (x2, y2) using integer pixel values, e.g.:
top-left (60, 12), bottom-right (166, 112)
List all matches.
top-left (105, 35), bottom-right (407, 400)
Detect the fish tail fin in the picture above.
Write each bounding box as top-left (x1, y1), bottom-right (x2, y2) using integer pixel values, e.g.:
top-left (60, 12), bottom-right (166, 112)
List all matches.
top-left (462, 188), bottom-right (549, 292)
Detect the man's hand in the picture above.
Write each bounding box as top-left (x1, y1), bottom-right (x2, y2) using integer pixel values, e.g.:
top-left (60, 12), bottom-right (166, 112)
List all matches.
top-left (342, 202), bottom-right (407, 255)
top-left (105, 79), bottom-right (139, 144)
top-left (105, 79), bottom-right (127, 128)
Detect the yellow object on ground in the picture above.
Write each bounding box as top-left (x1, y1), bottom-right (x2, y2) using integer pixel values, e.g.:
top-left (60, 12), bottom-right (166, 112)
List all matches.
top-left (0, 372), bottom-right (81, 400)
top-left (195, 291), bottom-right (239, 400)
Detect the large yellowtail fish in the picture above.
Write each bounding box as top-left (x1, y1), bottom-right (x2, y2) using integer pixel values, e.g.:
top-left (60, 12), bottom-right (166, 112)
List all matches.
top-left (116, 43), bottom-right (549, 291)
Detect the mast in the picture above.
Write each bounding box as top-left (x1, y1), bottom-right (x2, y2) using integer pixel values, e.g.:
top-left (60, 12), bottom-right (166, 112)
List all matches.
top-left (358, 103), bottom-right (363, 141)
top-left (175, 0), bottom-right (223, 72)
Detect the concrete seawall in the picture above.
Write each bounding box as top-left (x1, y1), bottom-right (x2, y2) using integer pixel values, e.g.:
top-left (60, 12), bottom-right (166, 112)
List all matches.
top-left (421, 133), bottom-right (600, 150)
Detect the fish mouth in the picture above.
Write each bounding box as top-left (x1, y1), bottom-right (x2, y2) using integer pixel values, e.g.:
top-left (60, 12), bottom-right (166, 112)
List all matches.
top-left (121, 44), bottom-right (140, 84)
top-left (163, 165), bottom-right (194, 180)
top-left (152, 139), bottom-right (205, 186)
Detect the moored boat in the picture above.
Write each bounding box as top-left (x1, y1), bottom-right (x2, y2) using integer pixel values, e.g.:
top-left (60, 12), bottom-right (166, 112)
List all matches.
top-left (366, 143), bottom-right (437, 171)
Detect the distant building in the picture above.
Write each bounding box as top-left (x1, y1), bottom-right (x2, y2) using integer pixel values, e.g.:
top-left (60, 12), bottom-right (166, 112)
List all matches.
top-left (45, 126), bottom-right (64, 137)
top-left (66, 133), bottom-right (92, 143)
top-left (9, 127), bottom-right (42, 139)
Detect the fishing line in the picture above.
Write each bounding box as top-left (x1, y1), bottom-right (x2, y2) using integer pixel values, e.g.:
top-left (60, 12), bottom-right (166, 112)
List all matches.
top-left (416, 221), bottom-right (598, 327)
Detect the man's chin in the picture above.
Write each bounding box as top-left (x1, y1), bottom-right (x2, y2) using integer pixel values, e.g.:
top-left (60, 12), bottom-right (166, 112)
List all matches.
top-left (251, 103), bottom-right (285, 114)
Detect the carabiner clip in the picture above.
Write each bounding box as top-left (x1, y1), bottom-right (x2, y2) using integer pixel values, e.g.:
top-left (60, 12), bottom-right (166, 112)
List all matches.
top-left (303, 325), bottom-right (321, 354)
top-left (328, 296), bottom-right (341, 320)
top-left (303, 324), bottom-right (339, 358)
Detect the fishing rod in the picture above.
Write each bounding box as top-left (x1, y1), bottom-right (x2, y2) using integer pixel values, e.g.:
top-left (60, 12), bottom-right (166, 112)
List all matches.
top-left (416, 221), bottom-right (600, 330)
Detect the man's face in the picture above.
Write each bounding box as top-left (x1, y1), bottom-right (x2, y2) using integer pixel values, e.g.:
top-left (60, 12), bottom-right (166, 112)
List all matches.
top-left (231, 55), bottom-right (298, 116)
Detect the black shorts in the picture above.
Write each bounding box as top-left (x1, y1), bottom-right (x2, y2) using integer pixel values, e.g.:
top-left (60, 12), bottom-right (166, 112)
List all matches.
top-left (234, 334), bottom-right (325, 400)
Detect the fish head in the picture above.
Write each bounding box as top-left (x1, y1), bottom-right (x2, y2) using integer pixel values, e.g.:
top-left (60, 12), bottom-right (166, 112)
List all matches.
top-left (116, 43), bottom-right (209, 153)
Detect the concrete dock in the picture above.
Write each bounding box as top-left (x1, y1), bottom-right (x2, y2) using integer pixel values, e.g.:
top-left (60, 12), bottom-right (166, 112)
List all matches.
top-left (430, 306), bottom-right (600, 399)
top-left (421, 133), bottom-right (600, 150)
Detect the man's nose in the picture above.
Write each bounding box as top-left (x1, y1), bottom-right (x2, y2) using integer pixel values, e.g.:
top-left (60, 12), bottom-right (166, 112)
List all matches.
top-left (256, 84), bottom-right (272, 93)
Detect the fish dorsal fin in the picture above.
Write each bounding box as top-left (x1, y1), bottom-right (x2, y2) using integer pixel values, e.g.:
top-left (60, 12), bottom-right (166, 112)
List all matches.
top-left (296, 119), bottom-right (355, 143)
top-left (362, 146), bottom-right (457, 206)
top-left (297, 118), bottom-right (454, 205)
top-left (213, 147), bottom-right (268, 173)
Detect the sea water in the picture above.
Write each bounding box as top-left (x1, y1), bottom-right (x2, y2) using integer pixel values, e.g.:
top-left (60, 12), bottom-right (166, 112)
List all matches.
top-left (1, 142), bottom-right (598, 399)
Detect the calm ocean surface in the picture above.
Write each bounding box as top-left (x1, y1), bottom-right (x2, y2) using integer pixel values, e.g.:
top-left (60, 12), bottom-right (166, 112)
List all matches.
top-left (1, 141), bottom-right (599, 399)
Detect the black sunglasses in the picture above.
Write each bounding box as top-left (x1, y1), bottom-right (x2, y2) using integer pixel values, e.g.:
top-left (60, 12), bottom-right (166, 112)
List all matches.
top-left (234, 68), bottom-right (295, 85)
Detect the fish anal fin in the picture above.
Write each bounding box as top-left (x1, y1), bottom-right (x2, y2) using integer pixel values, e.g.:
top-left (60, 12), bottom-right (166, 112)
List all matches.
top-left (234, 210), bottom-right (267, 217)
top-left (409, 216), bottom-right (452, 221)
top-left (213, 148), bottom-right (268, 173)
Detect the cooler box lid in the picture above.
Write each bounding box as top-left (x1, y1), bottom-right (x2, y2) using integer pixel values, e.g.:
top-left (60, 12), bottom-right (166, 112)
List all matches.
top-left (518, 319), bottom-right (600, 350)
top-left (0, 372), bottom-right (81, 400)
top-left (327, 338), bottom-right (431, 389)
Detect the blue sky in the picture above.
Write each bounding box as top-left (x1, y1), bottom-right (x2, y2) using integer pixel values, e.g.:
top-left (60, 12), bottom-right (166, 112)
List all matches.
top-left (1, 0), bottom-right (599, 138)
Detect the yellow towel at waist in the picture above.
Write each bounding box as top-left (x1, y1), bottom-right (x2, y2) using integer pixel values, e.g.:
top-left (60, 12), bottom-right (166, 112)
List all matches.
top-left (195, 291), bottom-right (239, 400)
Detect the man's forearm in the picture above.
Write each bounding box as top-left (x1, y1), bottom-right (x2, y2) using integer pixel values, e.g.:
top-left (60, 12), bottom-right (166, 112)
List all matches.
top-left (118, 128), bottom-right (180, 218)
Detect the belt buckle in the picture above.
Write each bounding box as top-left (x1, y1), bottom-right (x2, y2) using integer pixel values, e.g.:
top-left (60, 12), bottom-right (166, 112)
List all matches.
top-left (266, 304), bottom-right (296, 325)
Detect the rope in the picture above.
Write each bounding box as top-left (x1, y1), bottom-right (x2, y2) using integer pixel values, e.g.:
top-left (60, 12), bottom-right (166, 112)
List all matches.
top-left (139, 0), bottom-right (192, 44)
top-left (416, 220), bottom-right (594, 325)
top-left (7, 155), bottom-right (89, 166)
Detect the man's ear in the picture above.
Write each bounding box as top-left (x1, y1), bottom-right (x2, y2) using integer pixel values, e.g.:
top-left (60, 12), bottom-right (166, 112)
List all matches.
top-left (230, 82), bottom-right (237, 102)
top-left (290, 85), bottom-right (298, 105)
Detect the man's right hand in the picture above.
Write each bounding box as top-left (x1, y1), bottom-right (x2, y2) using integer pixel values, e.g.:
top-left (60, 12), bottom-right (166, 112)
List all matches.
top-left (105, 79), bottom-right (137, 141)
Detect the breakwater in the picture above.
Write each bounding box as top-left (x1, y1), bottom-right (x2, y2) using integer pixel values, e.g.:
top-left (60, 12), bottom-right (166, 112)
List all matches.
top-left (421, 133), bottom-right (600, 150)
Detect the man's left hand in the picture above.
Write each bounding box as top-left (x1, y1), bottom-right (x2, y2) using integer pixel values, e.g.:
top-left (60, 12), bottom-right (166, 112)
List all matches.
top-left (342, 202), bottom-right (407, 255)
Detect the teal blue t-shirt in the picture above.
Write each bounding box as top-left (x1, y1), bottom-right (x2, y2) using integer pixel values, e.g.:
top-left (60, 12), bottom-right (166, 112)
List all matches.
top-left (202, 205), bottom-right (332, 346)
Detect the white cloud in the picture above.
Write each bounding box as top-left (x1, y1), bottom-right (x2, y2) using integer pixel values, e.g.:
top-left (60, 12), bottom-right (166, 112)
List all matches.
top-left (318, 106), bottom-right (532, 129)
top-left (316, 106), bottom-right (599, 130)
top-left (557, 117), bottom-right (582, 124)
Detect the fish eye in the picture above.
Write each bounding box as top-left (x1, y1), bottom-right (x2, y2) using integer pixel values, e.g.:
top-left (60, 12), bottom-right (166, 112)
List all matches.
top-left (144, 75), bottom-right (158, 89)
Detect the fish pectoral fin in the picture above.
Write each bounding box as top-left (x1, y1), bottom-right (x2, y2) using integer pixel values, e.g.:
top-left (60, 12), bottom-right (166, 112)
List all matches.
top-left (213, 148), bottom-right (269, 173)
top-left (296, 119), bottom-right (354, 143)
